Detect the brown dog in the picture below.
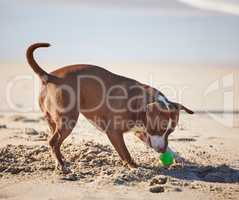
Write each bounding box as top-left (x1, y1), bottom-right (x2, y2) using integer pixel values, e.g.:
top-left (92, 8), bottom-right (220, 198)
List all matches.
top-left (27, 43), bottom-right (194, 172)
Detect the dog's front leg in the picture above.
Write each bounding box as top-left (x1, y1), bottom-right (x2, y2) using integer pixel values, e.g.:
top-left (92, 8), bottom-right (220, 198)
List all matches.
top-left (107, 132), bottom-right (137, 169)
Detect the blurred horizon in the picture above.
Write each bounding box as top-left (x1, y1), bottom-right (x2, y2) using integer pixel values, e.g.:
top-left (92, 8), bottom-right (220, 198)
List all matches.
top-left (1, 0), bottom-right (239, 67)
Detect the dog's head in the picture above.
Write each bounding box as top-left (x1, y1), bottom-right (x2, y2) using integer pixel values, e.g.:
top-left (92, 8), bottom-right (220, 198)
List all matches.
top-left (135, 96), bottom-right (194, 153)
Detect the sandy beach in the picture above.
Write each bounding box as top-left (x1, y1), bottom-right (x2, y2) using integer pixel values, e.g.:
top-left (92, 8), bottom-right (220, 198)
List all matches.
top-left (0, 109), bottom-right (239, 200)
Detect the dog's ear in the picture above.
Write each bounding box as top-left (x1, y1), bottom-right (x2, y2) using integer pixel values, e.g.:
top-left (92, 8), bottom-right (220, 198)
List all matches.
top-left (180, 104), bottom-right (194, 114)
top-left (146, 102), bottom-right (171, 116)
top-left (171, 102), bottom-right (194, 114)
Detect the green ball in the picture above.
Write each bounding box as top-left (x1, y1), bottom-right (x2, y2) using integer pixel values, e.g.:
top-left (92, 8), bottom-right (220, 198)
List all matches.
top-left (159, 151), bottom-right (174, 166)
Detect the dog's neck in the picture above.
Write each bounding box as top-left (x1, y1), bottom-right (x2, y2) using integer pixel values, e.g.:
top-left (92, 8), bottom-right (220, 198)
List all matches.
top-left (133, 85), bottom-right (165, 126)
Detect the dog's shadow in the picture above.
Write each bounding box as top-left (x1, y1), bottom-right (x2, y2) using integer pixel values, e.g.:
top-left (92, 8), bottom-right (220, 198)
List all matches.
top-left (145, 163), bottom-right (239, 184)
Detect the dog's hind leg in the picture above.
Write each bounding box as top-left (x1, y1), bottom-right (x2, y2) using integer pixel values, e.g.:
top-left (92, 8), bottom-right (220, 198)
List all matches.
top-left (45, 112), bottom-right (56, 134)
top-left (48, 112), bottom-right (79, 173)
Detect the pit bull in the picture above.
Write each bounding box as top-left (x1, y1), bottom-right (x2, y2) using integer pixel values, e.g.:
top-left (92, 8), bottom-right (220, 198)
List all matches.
top-left (26, 43), bottom-right (194, 173)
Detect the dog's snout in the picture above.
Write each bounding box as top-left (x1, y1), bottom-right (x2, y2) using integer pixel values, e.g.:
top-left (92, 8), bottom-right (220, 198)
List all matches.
top-left (154, 146), bottom-right (167, 153)
top-left (159, 147), bottom-right (167, 153)
top-left (147, 135), bottom-right (168, 153)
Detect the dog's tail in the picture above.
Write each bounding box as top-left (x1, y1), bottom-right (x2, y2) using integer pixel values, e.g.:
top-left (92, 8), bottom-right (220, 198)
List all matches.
top-left (26, 43), bottom-right (58, 84)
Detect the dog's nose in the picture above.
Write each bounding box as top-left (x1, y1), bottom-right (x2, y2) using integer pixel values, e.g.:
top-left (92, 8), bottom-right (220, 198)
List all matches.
top-left (160, 148), bottom-right (167, 153)
top-left (156, 147), bottom-right (167, 153)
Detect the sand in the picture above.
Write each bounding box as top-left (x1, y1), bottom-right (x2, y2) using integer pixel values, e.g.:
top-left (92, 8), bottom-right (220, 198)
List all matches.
top-left (0, 113), bottom-right (238, 200)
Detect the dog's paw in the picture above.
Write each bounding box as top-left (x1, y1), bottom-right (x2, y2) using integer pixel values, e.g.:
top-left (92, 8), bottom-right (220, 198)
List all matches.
top-left (128, 162), bottom-right (138, 169)
top-left (55, 162), bottom-right (72, 174)
top-left (123, 160), bottom-right (138, 169)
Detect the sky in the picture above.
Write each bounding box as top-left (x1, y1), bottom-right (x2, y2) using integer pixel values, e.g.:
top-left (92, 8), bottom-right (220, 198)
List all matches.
top-left (1, 0), bottom-right (239, 66)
